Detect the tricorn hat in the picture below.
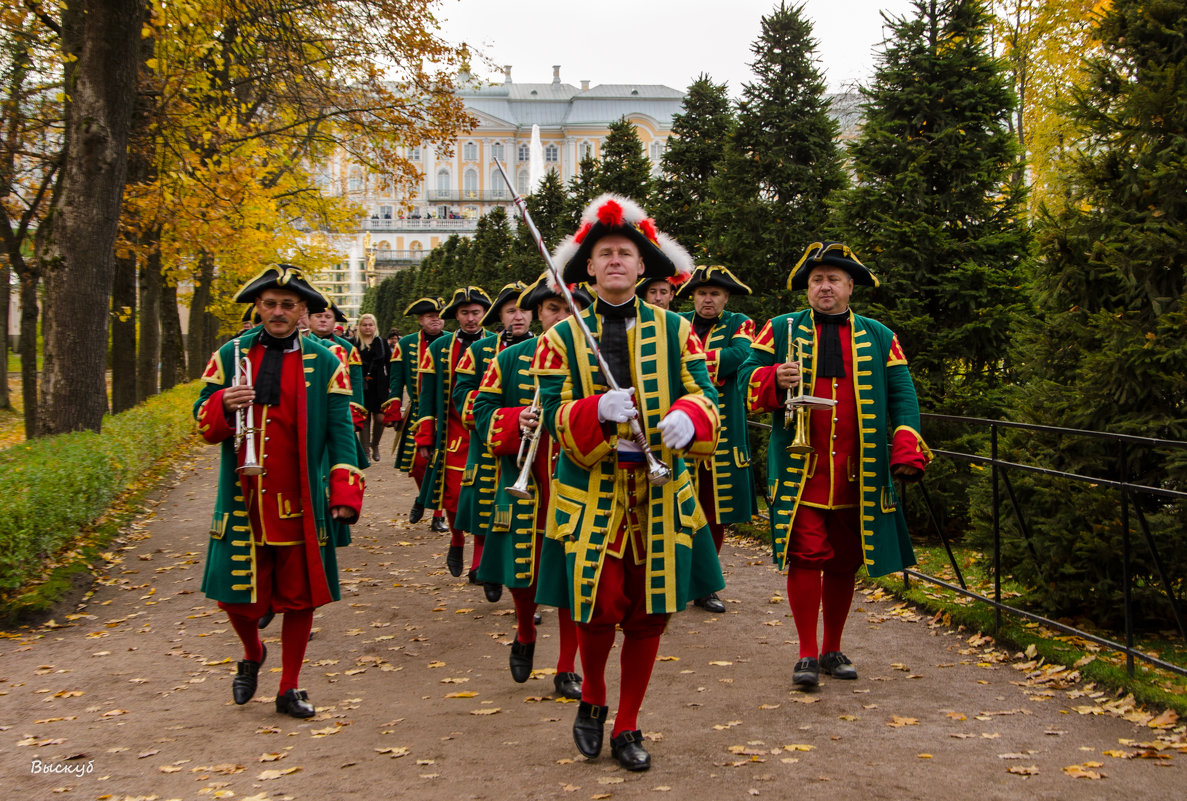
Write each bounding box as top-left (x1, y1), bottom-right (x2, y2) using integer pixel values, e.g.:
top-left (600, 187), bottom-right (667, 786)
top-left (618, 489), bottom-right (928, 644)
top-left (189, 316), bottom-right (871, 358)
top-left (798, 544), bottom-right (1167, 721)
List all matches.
top-left (635, 274), bottom-right (689, 301)
top-left (787, 242), bottom-right (878, 291)
top-left (404, 296), bottom-right (444, 317)
top-left (481, 281), bottom-right (529, 327)
top-left (677, 265), bottom-right (753, 299)
top-left (233, 264), bottom-right (328, 307)
top-left (240, 306), bottom-right (262, 324)
top-left (551, 194), bottom-right (694, 286)
top-left (519, 272), bottom-right (594, 312)
top-left (307, 295), bottom-right (349, 323)
top-left (441, 286), bottom-right (492, 319)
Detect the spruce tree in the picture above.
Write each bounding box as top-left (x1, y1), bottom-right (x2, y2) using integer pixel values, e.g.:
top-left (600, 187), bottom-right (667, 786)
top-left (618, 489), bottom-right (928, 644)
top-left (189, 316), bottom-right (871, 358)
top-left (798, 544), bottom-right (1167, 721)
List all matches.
top-left (830, 0), bottom-right (1029, 417)
top-left (565, 153), bottom-right (601, 228)
top-left (509, 169), bottom-right (569, 279)
top-left (597, 117), bottom-right (653, 204)
top-left (653, 75), bottom-right (734, 259)
top-left (984, 0), bottom-right (1187, 627)
top-left (708, 2), bottom-right (847, 321)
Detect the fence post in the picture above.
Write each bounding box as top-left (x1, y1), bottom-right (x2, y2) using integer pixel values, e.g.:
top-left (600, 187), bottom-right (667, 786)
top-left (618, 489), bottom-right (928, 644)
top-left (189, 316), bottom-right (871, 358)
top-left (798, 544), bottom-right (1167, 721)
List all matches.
top-left (992, 423), bottom-right (1001, 635)
top-left (1120, 441), bottom-right (1134, 677)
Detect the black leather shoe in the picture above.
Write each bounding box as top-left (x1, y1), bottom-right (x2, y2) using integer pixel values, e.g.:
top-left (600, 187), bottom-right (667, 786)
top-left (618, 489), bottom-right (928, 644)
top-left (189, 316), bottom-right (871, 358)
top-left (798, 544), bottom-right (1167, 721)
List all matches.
top-left (792, 656), bottom-right (819, 688)
top-left (534, 611), bottom-right (542, 625)
top-left (467, 569), bottom-right (481, 586)
top-left (409, 501), bottom-right (425, 524)
top-left (553, 672), bottom-right (582, 700)
top-left (610, 729), bottom-right (651, 771)
top-left (693, 593), bottom-right (726, 614)
top-left (572, 700), bottom-right (609, 758)
top-left (430, 516), bottom-right (449, 533)
top-left (484, 582), bottom-right (503, 603)
top-left (445, 545), bottom-right (464, 577)
top-left (232, 644), bottom-right (266, 705)
top-left (257, 608), bottom-right (275, 630)
top-left (509, 638), bottom-right (535, 683)
top-left (820, 650), bottom-right (858, 680)
top-left (275, 688), bottom-right (315, 718)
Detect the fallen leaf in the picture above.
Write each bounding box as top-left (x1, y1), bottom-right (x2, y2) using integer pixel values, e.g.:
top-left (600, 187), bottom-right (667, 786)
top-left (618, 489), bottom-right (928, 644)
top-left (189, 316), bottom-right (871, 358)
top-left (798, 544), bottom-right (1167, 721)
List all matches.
top-left (470, 708), bottom-right (500, 716)
top-left (258, 766), bottom-right (302, 780)
top-left (375, 747), bottom-right (409, 758)
top-left (1148, 709), bottom-right (1179, 729)
top-left (1007, 765), bottom-right (1039, 776)
top-left (783, 744), bottom-right (815, 752)
top-left (888, 716), bottom-right (918, 727)
top-left (445, 691), bottom-right (478, 698)
top-left (1063, 763), bottom-right (1105, 779)
top-left (709, 661), bottom-right (734, 667)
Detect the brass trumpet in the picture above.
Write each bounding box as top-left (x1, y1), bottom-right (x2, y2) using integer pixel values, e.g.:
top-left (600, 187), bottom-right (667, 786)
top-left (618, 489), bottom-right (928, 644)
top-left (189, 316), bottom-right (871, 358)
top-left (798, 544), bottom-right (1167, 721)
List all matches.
top-left (506, 388), bottom-right (543, 501)
top-left (231, 337), bottom-right (265, 476)
top-left (783, 320), bottom-right (837, 456)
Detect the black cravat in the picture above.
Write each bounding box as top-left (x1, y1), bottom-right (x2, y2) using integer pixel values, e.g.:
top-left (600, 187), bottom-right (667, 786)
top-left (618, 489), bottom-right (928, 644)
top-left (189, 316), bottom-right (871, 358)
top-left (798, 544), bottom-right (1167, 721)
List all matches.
top-left (501, 330), bottom-right (532, 348)
top-left (693, 313), bottom-right (719, 343)
top-left (595, 297), bottom-right (636, 389)
top-left (254, 329), bottom-right (298, 406)
top-left (456, 328), bottom-right (483, 347)
top-left (814, 310), bottom-right (848, 379)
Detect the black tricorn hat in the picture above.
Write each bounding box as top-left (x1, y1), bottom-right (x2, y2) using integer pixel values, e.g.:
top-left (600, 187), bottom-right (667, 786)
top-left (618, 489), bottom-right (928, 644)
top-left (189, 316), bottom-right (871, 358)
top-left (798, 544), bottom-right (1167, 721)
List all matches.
top-left (240, 306), bottom-right (262, 324)
top-left (550, 194), bottom-right (694, 286)
top-left (481, 281), bottom-right (528, 327)
top-left (307, 295), bottom-right (349, 323)
top-left (633, 274), bottom-right (690, 301)
top-left (442, 286), bottom-right (492, 319)
top-left (518, 272), bottom-right (594, 312)
top-left (677, 265), bottom-right (753, 298)
top-left (787, 242), bottom-right (879, 291)
top-left (233, 264), bottom-right (328, 306)
top-left (404, 296), bottom-right (444, 317)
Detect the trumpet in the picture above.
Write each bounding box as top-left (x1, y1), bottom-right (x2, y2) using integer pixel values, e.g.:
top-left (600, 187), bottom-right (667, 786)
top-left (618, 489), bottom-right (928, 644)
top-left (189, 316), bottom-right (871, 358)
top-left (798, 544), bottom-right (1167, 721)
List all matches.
top-left (783, 320), bottom-right (838, 455)
top-left (507, 388), bottom-right (544, 501)
top-left (231, 337), bottom-right (265, 476)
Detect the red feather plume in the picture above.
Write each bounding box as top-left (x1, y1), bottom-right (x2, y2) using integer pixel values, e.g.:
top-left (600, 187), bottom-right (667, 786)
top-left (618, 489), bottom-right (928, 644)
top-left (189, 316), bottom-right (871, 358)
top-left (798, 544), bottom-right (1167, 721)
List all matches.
top-left (574, 222), bottom-right (592, 244)
top-left (668, 271), bottom-right (691, 286)
top-left (596, 199), bottom-right (624, 227)
top-left (638, 218), bottom-right (658, 242)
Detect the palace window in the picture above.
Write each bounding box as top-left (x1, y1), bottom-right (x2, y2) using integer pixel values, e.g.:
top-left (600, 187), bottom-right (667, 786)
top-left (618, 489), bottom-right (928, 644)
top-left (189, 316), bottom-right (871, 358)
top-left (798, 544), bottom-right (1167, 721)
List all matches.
top-left (436, 168), bottom-right (451, 193)
top-left (463, 141), bottom-right (478, 162)
top-left (463, 168), bottom-right (478, 198)
top-left (491, 168), bottom-right (507, 198)
top-left (491, 142), bottom-right (505, 162)
top-left (517, 170), bottom-right (529, 196)
top-left (518, 144), bottom-right (530, 162)
top-left (544, 144), bottom-right (558, 163)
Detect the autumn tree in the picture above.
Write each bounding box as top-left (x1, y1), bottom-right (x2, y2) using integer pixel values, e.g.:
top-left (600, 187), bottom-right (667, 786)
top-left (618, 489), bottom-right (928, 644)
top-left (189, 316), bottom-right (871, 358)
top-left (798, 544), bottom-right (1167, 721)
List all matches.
top-left (707, 2), bottom-right (847, 320)
top-left (652, 75), bottom-right (734, 260)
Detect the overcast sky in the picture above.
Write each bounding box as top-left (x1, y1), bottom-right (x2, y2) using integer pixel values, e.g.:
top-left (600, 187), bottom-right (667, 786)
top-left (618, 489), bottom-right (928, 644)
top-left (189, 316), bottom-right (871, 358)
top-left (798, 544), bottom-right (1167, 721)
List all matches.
top-left (436, 0), bottom-right (922, 96)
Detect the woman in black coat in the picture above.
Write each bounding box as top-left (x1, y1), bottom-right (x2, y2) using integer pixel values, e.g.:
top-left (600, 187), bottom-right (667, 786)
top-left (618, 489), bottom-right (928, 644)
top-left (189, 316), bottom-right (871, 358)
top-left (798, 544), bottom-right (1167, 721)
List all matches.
top-left (354, 313), bottom-right (391, 462)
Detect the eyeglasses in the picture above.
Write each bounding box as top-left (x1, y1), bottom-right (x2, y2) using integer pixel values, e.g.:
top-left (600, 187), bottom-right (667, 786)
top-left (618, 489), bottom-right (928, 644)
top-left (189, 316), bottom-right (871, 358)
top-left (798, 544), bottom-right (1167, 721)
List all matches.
top-left (259, 299), bottom-right (301, 311)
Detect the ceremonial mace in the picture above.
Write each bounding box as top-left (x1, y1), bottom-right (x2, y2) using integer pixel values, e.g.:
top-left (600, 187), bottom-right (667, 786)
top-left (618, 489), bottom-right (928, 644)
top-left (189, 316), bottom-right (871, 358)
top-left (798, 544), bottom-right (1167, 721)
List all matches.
top-left (491, 158), bottom-right (671, 487)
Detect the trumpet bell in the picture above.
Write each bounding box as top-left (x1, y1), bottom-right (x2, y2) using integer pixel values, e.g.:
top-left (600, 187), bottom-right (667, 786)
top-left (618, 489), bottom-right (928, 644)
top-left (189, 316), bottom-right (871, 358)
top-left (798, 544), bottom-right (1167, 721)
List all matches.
top-left (237, 463), bottom-right (266, 476)
top-left (506, 483), bottom-right (535, 501)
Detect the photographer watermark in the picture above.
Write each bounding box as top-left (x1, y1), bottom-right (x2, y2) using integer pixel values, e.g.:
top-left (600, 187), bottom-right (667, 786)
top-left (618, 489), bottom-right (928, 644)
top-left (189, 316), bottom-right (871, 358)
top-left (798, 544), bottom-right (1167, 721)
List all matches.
top-left (30, 757), bottom-right (95, 776)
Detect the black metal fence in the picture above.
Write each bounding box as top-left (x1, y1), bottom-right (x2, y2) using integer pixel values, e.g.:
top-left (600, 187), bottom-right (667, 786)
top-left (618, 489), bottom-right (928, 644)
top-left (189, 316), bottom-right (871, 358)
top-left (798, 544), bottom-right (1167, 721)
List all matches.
top-left (747, 415), bottom-right (1187, 679)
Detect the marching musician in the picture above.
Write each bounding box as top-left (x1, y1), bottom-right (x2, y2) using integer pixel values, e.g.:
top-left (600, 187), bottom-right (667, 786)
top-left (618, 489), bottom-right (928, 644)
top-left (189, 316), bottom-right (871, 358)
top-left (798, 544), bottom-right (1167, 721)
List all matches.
top-left (635, 275), bottom-right (681, 310)
top-left (453, 281), bottom-right (532, 596)
top-left (384, 297), bottom-right (448, 530)
top-left (412, 286), bottom-right (491, 575)
top-left (194, 266), bottom-right (364, 718)
top-left (738, 242), bottom-right (931, 689)
top-left (532, 194), bottom-right (723, 771)
top-left (471, 274), bottom-right (592, 697)
top-left (674, 265), bottom-right (759, 614)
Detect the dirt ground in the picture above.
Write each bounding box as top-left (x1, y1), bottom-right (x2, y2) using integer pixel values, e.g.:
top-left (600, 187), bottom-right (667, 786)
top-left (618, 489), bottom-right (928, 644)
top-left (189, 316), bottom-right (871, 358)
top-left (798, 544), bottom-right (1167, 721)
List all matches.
top-left (2, 446), bottom-right (1183, 801)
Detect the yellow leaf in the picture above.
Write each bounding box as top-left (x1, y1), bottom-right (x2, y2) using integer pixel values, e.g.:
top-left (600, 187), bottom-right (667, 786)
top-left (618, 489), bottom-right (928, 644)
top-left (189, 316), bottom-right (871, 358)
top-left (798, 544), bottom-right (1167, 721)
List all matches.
top-left (709, 661), bottom-right (734, 666)
top-left (888, 716), bottom-right (918, 727)
top-left (470, 707), bottom-right (500, 715)
top-left (445, 691), bottom-right (478, 698)
top-left (1007, 765), bottom-right (1039, 776)
top-left (427, 661), bottom-right (446, 668)
top-left (258, 766), bottom-right (302, 780)
top-left (783, 744), bottom-right (815, 752)
top-left (656, 655), bottom-right (680, 662)
top-left (918, 753), bottom-right (933, 759)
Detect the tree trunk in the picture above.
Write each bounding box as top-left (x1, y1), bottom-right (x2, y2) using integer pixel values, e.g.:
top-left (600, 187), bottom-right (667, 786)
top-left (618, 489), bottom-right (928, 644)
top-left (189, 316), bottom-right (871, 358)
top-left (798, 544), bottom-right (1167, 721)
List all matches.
top-left (159, 280), bottom-right (186, 391)
top-left (110, 249), bottom-right (138, 413)
top-left (19, 271), bottom-right (39, 436)
top-left (136, 248), bottom-right (161, 402)
top-left (39, 0), bottom-right (144, 434)
top-left (186, 251), bottom-right (216, 379)
top-left (0, 263), bottom-right (10, 410)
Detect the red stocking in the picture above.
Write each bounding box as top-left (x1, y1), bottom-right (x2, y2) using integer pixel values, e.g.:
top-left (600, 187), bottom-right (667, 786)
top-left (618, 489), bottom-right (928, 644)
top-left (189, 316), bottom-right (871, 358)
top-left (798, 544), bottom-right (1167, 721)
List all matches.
top-left (225, 611), bottom-right (264, 662)
top-left (555, 607), bottom-right (578, 674)
top-left (708, 522), bottom-right (725, 553)
top-left (449, 526), bottom-right (464, 548)
top-left (821, 571), bottom-right (856, 654)
top-left (510, 587), bottom-right (537, 643)
top-left (278, 609), bottom-right (314, 694)
top-left (612, 632), bottom-right (662, 736)
top-left (786, 567), bottom-right (823, 659)
top-left (471, 533), bottom-right (485, 572)
top-left (575, 624), bottom-right (616, 706)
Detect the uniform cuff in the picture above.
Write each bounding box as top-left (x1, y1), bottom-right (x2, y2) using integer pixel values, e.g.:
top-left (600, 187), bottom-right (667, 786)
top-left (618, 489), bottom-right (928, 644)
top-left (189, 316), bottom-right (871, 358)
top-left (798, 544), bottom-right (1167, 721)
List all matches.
top-left (746, 364), bottom-right (784, 412)
top-left (196, 389), bottom-right (235, 443)
top-left (487, 407), bottom-right (526, 456)
top-left (891, 426), bottom-right (932, 471)
top-left (555, 395), bottom-right (614, 468)
top-left (328, 464), bottom-right (365, 524)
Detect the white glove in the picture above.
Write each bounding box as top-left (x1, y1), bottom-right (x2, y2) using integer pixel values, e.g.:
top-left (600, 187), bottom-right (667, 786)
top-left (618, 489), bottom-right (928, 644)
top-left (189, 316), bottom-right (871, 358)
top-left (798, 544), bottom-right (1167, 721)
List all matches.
top-left (597, 387), bottom-right (638, 423)
top-left (657, 410), bottom-right (694, 450)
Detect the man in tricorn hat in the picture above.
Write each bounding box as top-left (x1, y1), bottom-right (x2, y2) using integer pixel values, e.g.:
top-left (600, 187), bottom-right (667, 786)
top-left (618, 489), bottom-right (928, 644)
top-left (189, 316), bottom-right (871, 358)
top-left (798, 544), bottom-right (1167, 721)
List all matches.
top-left (452, 281), bottom-right (532, 596)
top-left (194, 265), bottom-right (364, 719)
top-left (635, 275), bottom-right (683, 310)
top-left (384, 297), bottom-right (447, 530)
top-left (739, 242), bottom-right (931, 690)
top-left (533, 194), bottom-right (723, 771)
top-left (675, 265), bottom-right (759, 614)
top-left (472, 273), bottom-right (593, 696)
top-left (412, 286), bottom-right (491, 572)
top-left (305, 299), bottom-right (369, 444)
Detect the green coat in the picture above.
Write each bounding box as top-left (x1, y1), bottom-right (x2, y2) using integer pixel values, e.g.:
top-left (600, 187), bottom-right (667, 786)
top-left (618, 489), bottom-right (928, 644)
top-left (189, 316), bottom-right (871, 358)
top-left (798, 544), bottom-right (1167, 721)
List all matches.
top-left (737, 309), bottom-right (926, 577)
top-left (387, 330), bottom-right (428, 474)
top-left (193, 329), bottom-right (362, 606)
top-left (679, 310), bottom-right (759, 525)
top-left (452, 333), bottom-right (504, 536)
top-left (533, 300), bottom-right (725, 622)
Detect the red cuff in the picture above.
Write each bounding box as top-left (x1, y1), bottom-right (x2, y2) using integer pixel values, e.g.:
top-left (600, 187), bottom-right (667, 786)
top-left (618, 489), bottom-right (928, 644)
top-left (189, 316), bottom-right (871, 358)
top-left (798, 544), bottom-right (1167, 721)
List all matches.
top-left (196, 389), bottom-right (235, 443)
top-left (460, 390), bottom-right (478, 430)
top-left (555, 395), bottom-right (614, 465)
top-left (413, 418), bottom-right (435, 447)
top-left (747, 364), bottom-right (784, 412)
top-left (891, 428), bottom-right (931, 472)
top-left (350, 403), bottom-right (369, 429)
top-left (328, 465), bottom-right (365, 524)
top-left (381, 398), bottom-right (403, 426)
top-left (488, 407), bottom-right (526, 456)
